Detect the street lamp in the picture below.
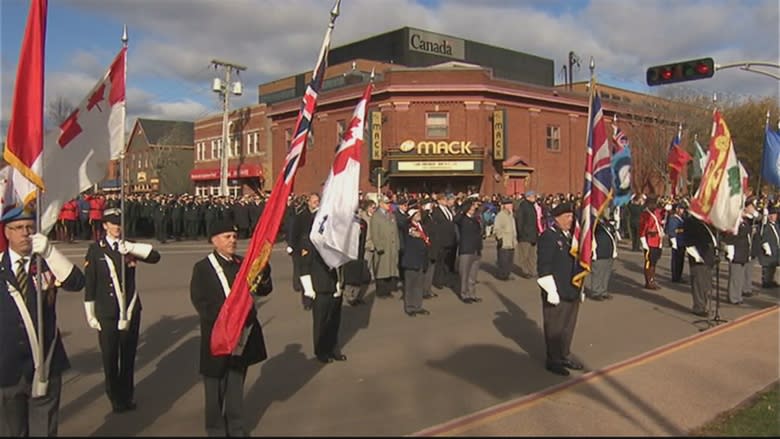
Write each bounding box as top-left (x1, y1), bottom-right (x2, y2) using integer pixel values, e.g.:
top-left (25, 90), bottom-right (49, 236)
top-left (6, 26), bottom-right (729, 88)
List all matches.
top-left (211, 60), bottom-right (246, 196)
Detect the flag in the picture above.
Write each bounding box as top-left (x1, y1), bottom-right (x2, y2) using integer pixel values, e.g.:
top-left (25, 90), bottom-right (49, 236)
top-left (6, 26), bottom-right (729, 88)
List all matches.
top-left (571, 90), bottom-right (612, 288)
top-left (689, 110), bottom-right (745, 234)
top-left (310, 81), bottom-right (372, 269)
top-left (761, 126), bottom-right (780, 188)
top-left (39, 47), bottom-right (126, 235)
top-left (739, 161), bottom-right (749, 194)
top-left (668, 133), bottom-right (692, 196)
top-left (692, 138), bottom-right (707, 179)
top-left (210, 1), bottom-right (340, 356)
top-left (610, 124), bottom-right (632, 207)
top-left (4, 0), bottom-right (47, 206)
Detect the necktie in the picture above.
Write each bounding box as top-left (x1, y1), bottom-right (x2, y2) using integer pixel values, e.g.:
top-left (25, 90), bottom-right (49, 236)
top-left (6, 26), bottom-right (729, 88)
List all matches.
top-left (113, 241), bottom-right (119, 252)
top-left (15, 258), bottom-right (29, 299)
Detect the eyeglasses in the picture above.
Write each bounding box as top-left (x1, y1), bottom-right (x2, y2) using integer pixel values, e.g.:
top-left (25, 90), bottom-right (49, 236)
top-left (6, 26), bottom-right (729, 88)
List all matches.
top-left (6, 224), bottom-right (35, 233)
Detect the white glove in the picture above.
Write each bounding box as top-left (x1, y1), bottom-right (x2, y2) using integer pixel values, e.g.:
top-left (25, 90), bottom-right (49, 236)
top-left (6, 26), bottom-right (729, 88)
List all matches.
top-left (31, 233), bottom-right (74, 281)
top-left (286, 246), bottom-right (293, 255)
top-left (84, 301), bottom-right (101, 331)
top-left (670, 237), bottom-right (678, 250)
top-left (686, 246), bottom-right (705, 264)
top-left (725, 245), bottom-right (735, 262)
top-left (300, 274), bottom-right (316, 299)
top-left (763, 242), bottom-right (771, 256)
top-left (580, 291), bottom-right (586, 303)
top-left (118, 241), bottom-right (153, 259)
top-left (537, 275), bottom-right (560, 306)
top-left (640, 237), bottom-right (649, 252)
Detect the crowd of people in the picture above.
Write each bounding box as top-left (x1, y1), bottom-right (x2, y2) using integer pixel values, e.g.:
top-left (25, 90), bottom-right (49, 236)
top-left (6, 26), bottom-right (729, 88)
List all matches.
top-left (7, 186), bottom-right (777, 435)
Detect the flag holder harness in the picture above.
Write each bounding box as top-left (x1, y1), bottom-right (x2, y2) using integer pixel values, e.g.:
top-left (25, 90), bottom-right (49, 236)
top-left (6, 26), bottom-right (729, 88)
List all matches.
top-left (693, 231), bottom-right (727, 330)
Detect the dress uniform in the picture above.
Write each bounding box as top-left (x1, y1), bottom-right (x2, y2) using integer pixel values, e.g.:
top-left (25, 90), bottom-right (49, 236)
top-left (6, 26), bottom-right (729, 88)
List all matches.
top-left (298, 211), bottom-right (347, 364)
top-left (683, 215), bottom-right (717, 316)
top-left (758, 206), bottom-right (780, 288)
top-left (190, 219), bottom-right (272, 436)
top-left (536, 202), bottom-right (584, 377)
top-left (587, 216), bottom-right (617, 301)
top-left (723, 200), bottom-right (759, 304)
top-left (83, 208), bottom-right (161, 413)
top-left (0, 206), bottom-right (85, 436)
top-left (665, 204), bottom-right (686, 283)
top-left (639, 197), bottom-right (664, 289)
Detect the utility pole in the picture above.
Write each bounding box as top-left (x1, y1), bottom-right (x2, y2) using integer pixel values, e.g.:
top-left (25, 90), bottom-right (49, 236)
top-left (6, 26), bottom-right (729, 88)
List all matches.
top-left (568, 51), bottom-right (581, 91)
top-left (211, 59), bottom-right (246, 196)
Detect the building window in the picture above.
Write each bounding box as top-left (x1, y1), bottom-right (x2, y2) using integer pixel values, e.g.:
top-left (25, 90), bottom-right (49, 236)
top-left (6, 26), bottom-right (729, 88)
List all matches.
top-left (229, 136), bottom-right (240, 158)
top-left (426, 112), bottom-right (449, 138)
top-left (336, 119), bottom-right (346, 143)
top-left (250, 132), bottom-right (259, 155)
top-left (546, 125), bottom-right (561, 151)
top-left (210, 140), bottom-right (217, 160)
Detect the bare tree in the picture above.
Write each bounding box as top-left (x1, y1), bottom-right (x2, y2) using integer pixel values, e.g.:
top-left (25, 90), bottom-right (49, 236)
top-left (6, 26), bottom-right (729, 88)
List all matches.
top-left (46, 96), bottom-right (75, 132)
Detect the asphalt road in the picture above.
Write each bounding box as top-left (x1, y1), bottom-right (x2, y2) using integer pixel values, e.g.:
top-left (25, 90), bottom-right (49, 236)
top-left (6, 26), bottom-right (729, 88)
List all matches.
top-left (49, 238), bottom-right (779, 436)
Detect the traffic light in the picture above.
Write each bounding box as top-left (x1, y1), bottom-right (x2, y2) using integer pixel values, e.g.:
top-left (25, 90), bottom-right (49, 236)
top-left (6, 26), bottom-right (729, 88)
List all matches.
top-left (369, 167), bottom-right (389, 187)
top-left (646, 57), bottom-right (715, 86)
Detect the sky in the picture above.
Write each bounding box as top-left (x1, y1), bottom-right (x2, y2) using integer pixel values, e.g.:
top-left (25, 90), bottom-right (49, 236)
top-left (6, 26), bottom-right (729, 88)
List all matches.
top-left (1, 0), bottom-right (778, 135)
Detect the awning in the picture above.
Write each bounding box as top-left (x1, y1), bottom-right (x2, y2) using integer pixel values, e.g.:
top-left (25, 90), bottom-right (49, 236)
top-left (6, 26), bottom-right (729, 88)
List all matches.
top-left (190, 164), bottom-right (263, 182)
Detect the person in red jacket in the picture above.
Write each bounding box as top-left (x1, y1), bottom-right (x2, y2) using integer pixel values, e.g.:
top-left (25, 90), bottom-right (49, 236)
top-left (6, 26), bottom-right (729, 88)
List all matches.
top-left (60, 199), bottom-right (79, 243)
top-left (88, 195), bottom-right (106, 242)
top-left (639, 196), bottom-right (665, 289)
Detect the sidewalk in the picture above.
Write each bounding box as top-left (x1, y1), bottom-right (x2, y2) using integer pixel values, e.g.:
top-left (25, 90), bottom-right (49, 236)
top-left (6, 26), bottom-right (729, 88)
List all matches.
top-left (413, 306), bottom-right (780, 436)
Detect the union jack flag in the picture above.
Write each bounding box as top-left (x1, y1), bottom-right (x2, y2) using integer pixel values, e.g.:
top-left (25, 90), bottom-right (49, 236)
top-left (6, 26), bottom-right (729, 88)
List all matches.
top-left (571, 90), bottom-right (612, 288)
top-left (210, 1), bottom-right (340, 356)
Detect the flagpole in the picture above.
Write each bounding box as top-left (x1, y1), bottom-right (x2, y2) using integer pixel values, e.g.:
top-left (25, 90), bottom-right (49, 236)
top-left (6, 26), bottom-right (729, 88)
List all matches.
top-left (120, 25), bottom-right (128, 294)
top-left (677, 123), bottom-right (684, 198)
top-left (691, 133), bottom-right (699, 197)
top-left (757, 110), bottom-right (770, 197)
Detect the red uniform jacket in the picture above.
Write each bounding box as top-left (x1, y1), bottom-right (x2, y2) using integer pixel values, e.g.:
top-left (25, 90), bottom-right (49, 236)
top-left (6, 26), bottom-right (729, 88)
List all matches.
top-left (88, 197), bottom-right (105, 221)
top-left (639, 208), bottom-right (664, 248)
top-left (60, 199), bottom-right (78, 221)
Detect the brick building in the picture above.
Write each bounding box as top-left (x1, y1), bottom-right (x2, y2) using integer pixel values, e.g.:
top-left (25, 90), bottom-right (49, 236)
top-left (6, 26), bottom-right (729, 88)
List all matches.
top-left (193, 27), bottom-right (670, 197)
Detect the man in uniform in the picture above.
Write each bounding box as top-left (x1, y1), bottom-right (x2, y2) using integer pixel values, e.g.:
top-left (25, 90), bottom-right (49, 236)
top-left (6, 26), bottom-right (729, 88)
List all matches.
top-left (298, 211), bottom-right (347, 364)
top-left (666, 203), bottom-right (687, 283)
top-left (723, 199), bottom-right (758, 305)
top-left (639, 196), bottom-right (664, 289)
top-left (587, 215), bottom-right (618, 301)
top-left (83, 208), bottom-right (161, 413)
top-left (0, 206), bottom-right (85, 436)
top-left (758, 205), bottom-right (780, 288)
top-left (536, 202), bottom-right (584, 377)
top-left (189, 218), bottom-right (272, 436)
top-left (683, 214), bottom-right (717, 317)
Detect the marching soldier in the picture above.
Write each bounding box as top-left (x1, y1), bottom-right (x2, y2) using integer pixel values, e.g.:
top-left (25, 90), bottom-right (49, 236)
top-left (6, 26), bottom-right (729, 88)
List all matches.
top-left (83, 208), bottom-right (161, 413)
top-left (190, 218), bottom-right (272, 436)
top-left (536, 202), bottom-right (584, 377)
top-left (639, 196), bottom-right (664, 289)
top-left (683, 214), bottom-right (717, 317)
top-left (0, 206), bottom-right (85, 436)
top-left (666, 203), bottom-right (687, 283)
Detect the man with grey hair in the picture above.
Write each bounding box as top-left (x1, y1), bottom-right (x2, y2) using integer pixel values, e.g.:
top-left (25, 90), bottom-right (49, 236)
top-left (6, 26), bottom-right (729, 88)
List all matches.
top-left (370, 195), bottom-right (399, 298)
top-left (515, 190), bottom-right (541, 278)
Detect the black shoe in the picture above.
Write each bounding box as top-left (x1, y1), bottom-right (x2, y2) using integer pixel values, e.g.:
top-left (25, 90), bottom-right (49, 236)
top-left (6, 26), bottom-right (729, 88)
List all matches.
top-left (112, 403), bottom-right (129, 414)
top-left (743, 292), bottom-right (754, 297)
top-left (692, 310), bottom-right (709, 317)
top-left (589, 295), bottom-right (604, 301)
top-left (405, 310), bottom-right (417, 317)
top-left (317, 356), bottom-right (334, 364)
top-left (461, 297), bottom-right (474, 304)
top-left (602, 294), bottom-right (613, 300)
top-left (471, 297), bottom-right (483, 303)
top-left (330, 353), bottom-right (347, 361)
top-left (415, 309), bottom-right (431, 316)
top-left (562, 359), bottom-right (584, 370)
top-left (545, 363), bottom-right (570, 376)
top-left (423, 292), bottom-right (438, 299)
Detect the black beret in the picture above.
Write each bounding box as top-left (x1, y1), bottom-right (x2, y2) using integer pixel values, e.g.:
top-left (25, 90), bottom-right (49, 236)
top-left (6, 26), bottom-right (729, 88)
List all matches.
top-left (769, 205), bottom-right (780, 215)
top-left (209, 218), bottom-right (238, 239)
top-left (551, 202), bottom-right (574, 217)
top-left (501, 197), bottom-right (513, 205)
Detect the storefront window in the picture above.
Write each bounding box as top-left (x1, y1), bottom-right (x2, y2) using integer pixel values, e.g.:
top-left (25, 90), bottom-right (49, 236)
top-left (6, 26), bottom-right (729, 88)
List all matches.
top-left (546, 125), bottom-right (561, 151)
top-left (426, 112), bottom-right (449, 138)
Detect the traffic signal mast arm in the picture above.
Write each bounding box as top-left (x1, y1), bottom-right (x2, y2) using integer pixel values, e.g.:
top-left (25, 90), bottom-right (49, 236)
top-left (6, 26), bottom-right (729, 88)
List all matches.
top-left (714, 61), bottom-right (780, 81)
top-left (647, 58), bottom-right (780, 86)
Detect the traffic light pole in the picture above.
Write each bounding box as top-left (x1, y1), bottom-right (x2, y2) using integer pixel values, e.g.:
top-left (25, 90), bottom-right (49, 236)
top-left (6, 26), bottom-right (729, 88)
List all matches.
top-left (715, 61), bottom-right (780, 81)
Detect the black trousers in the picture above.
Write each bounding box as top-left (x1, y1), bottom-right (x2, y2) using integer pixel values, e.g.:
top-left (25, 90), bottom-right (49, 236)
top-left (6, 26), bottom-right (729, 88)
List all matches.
top-left (433, 246), bottom-right (456, 288)
top-left (312, 294), bottom-right (343, 359)
top-left (203, 367), bottom-right (247, 437)
top-left (761, 264), bottom-right (777, 286)
top-left (375, 277), bottom-right (396, 296)
top-left (671, 248), bottom-right (685, 281)
top-left (689, 262), bottom-right (713, 313)
top-left (496, 248), bottom-right (514, 280)
top-left (541, 294), bottom-right (580, 366)
top-left (154, 218), bottom-right (167, 242)
top-left (97, 311), bottom-right (141, 408)
top-left (630, 223), bottom-right (640, 251)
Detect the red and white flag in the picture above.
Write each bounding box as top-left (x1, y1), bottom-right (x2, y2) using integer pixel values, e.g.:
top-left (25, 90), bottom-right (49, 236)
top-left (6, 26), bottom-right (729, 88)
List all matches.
top-left (39, 47), bottom-right (126, 234)
top-left (310, 81), bottom-right (372, 268)
top-left (4, 0), bottom-right (47, 206)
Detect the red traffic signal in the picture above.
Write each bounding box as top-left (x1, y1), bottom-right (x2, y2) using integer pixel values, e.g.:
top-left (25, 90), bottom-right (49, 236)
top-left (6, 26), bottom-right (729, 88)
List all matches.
top-left (646, 57), bottom-right (715, 86)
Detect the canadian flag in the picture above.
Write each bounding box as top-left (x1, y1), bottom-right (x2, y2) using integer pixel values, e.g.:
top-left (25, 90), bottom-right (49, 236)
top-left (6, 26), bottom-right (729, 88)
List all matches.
top-left (310, 81), bottom-right (372, 269)
top-left (39, 47), bottom-right (126, 234)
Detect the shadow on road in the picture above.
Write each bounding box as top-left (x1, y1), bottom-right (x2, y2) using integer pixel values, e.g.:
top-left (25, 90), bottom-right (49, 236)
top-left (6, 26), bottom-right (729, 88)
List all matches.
top-left (89, 335), bottom-right (201, 436)
top-left (60, 314), bottom-right (199, 421)
top-left (487, 283), bottom-right (546, 364)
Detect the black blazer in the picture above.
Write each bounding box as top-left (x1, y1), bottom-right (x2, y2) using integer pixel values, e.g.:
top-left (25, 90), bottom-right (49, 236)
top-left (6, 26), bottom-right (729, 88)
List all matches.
top-left (190, 252), bottom-right (271, 378)
top-left (429, 206), bottom-right (457, 250)
top-left (455, 213), bottom-right (483, 255)
top-left (537, 226), bottom-right (579, 301)
top-left (0, 251), bottom-right (84, 387)
top-left (84, 238), bottom-right (161, 320)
